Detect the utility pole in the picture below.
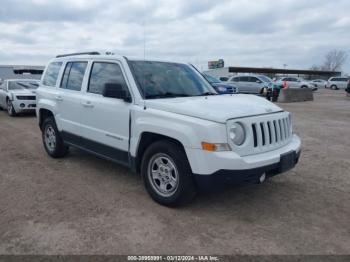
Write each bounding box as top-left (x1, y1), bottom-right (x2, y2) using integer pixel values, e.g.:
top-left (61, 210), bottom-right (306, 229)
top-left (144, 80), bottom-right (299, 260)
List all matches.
top-left (143, 21), bottom-right (146, 59)
top-left (283, 64), bottom-right (288, 76)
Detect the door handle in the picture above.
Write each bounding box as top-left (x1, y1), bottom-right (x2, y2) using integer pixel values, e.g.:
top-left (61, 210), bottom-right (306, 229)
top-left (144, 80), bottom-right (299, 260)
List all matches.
top-left (82, 101), bottom-right (94, 108)
top-left (55, 96), bottom-right (63, 102)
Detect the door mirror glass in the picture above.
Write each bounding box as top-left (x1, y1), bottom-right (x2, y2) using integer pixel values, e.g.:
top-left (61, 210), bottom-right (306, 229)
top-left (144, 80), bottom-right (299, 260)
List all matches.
top-left (102, 83), bottom-right (131, 102)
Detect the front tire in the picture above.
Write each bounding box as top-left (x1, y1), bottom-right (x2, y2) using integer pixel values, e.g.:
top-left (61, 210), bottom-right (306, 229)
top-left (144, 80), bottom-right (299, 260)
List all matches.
top-left (42, 117), bottom-right (68, 158)
top-left (331, 85), bottom-right (338, 90)
top-left (141, 140), bottom-right (197, 207)
top-left (7, 100), bottom-right (17, 117)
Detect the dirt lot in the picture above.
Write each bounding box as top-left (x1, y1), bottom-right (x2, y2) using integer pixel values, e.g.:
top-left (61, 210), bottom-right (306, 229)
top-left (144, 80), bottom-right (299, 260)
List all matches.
top-left (0, 89), bottom-right (349, 255)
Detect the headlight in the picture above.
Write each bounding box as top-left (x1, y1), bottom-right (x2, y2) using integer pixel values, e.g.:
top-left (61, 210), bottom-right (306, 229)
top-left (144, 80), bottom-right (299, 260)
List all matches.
top-left (217, 86), bottom-right (227, 92)
top-left (229, 122), bottom-right (246, 146)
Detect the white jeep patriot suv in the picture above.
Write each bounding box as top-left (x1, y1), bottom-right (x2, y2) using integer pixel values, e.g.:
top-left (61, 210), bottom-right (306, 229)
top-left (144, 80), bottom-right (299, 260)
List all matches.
top-left (36, 52), bottom-right (301, 206)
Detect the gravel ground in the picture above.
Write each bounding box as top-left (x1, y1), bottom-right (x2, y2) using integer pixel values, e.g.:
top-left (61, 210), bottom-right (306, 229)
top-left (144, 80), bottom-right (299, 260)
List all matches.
top-left (0, 89), bottom-right (349, 255)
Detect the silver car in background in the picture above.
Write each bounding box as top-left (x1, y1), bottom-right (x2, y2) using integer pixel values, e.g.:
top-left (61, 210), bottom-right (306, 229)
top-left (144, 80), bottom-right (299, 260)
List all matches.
top-left (311, 79), bottom-right (327, 88)
top-left (327, 77), bottom-right (349, 90)
top-left (0, 79), bottom-right (39, 116)
top-left (275, 77), bottom-right (313, 89)
top-left (227, 74), bottom-right (274, 94)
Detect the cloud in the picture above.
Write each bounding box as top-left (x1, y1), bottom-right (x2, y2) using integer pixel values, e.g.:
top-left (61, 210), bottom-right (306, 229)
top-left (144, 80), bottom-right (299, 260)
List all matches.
top-left (0, 0), bottom-right (349, 73)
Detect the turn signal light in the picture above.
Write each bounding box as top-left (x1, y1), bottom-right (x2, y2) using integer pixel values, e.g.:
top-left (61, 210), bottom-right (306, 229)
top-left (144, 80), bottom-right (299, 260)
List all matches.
top-left (201, 142), bottom-right (231, 152)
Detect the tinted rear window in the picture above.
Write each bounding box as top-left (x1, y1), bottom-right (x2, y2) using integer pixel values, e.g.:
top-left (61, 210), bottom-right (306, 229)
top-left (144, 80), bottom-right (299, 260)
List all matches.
top-left (42, 62), bottom-right (62, 87)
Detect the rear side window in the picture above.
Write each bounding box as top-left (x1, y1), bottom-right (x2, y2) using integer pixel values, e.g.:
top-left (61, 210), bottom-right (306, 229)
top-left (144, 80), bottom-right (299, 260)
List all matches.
top-left (88, 62), bottom-right (128, 95)
top-left (42, 62), bottom-right (62, 87)
top-left (60, 62), bottom-right (87, 91)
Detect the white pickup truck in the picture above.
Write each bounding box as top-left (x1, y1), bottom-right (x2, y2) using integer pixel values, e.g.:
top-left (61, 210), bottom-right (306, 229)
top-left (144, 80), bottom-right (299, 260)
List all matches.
top-left (36, 52), bottom-right (301, 206)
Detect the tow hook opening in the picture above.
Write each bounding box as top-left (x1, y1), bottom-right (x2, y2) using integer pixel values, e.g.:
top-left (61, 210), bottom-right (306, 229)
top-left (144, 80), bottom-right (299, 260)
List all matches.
top-left (259, 173), bottom-right (266, 184)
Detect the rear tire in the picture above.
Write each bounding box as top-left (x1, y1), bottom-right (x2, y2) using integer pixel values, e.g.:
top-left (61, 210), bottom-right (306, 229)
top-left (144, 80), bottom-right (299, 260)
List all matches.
top-left (141, 140), bottom-right (197, 207)
top-left (41, 117), bottom-right (68, 158)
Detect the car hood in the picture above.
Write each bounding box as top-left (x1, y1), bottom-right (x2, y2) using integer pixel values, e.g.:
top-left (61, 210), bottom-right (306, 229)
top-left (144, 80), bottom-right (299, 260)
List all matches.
top-left (144, 94), bottom-right (282, 123)
top-left (10, 89), bottom-right (37, 95)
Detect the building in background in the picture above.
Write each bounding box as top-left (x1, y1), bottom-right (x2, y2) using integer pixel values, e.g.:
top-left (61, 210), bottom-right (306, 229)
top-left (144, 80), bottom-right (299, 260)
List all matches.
top-left (208, 59), bottom-right (225, 69)
top-left (203, 66), bottom-right (341, 81)
top-left (0, 65), bottom-right (44, 83)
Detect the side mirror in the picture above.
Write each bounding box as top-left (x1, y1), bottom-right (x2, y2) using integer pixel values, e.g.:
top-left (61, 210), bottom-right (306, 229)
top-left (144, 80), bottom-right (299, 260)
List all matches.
top-left (102, 83), bottom-right (131, 102)
top-left (256, 80), bottom-right (262, 83)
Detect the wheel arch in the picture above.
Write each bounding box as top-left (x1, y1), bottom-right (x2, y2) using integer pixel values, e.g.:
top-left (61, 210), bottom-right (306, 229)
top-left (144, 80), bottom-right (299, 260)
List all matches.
top-left (38, 108), bottom-right (55, 130)
top-left (134, 132), bottom-right (188, 174)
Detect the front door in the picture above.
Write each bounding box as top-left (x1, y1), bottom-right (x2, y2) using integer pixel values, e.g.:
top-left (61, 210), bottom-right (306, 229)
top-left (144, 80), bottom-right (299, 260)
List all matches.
top-left (79, 61), bottom-right (132, 164)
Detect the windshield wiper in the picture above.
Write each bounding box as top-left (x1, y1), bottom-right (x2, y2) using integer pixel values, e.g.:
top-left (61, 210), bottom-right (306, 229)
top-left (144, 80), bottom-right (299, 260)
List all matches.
top-left (145, 92), bottom-right (190, 99)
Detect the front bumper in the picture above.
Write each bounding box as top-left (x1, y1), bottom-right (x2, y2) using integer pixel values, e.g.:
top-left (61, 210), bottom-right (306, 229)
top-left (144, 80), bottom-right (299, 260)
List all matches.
top-left (185, 134), bottom-right (301, 188)
top-left (12, 100), bottom-right (36, 112)
top-left (194, 150), bottom-right (300, 189)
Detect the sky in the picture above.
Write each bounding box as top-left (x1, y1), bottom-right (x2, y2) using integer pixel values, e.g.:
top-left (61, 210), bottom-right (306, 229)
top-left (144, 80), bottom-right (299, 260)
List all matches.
top-left (0, 0), bottom-right (349, 73)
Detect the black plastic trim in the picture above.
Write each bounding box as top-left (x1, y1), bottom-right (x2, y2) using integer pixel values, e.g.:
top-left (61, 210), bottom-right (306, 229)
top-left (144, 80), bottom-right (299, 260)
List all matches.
top-left (61, 131), bottom-right (131, 168)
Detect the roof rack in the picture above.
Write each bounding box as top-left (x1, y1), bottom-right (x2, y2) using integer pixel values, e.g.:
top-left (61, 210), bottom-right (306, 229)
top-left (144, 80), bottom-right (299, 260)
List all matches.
top-left (56, 52), bottom-right (100, 58)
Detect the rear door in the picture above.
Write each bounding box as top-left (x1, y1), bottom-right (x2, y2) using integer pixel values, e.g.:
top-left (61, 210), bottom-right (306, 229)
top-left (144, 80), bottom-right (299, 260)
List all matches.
top-left (339, 78), bottom-right (348, 89)
top-left (57, 61), bottom-right (88, 138)
top-left (237, 76), bottom-right (250, 93)
top-left (79, 60), bottom-right (132, 164)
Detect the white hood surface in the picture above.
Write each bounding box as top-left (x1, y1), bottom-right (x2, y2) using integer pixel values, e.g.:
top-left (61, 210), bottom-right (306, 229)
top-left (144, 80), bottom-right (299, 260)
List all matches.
top-left (10, 89), bottom-right (37, 96)
top-left (145, 94), bottom-right (283, 123)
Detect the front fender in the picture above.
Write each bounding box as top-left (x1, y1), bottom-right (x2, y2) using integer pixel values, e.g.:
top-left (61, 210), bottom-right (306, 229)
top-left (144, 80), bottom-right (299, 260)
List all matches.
top-left (36, 99), bottom-right (59, 127)
top-left (130, 107), bottom-right (227, 157)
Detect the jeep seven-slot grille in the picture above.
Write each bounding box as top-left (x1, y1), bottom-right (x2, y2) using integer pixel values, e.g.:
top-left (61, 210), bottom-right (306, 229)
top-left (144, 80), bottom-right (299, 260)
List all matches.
top-left (252, 116), bottom-right (291, 148)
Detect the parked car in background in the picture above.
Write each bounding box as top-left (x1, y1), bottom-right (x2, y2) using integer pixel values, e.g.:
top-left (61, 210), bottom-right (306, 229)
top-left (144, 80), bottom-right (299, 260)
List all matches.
top-left (219, 77), bottom-right (229, 82)
top-left (36, 52), bottom-right (301, 206)
top-left (311, 79), bottom-right (327, 88)
top-left (227, 75), bottom-right (275, 94)
top-left (0, 79), bottom-right (39, 116)
top-left (346, 79), bottom-right (350, 96)
top-left (203, 74), bottom-right (238, 94)
top-left (327, 77), bottom-right (349, 90)
top-left (275, 77), bottom-right (313, 89)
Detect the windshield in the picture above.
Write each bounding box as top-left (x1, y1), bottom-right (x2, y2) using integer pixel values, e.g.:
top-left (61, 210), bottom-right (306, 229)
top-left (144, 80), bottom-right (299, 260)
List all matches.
top-left (204, 74), bottom-right (220, 83)
top-left (8, 81), bottom-right (39, 90)
top-left (258, 75), bottom-right (272, 83)
top-left (129, 61), bottom-right (217, 99)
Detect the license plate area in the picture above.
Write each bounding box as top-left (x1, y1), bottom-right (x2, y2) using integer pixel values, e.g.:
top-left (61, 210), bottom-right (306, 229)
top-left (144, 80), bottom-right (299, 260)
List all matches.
top-left (279, 151), bottom-right (296, 172)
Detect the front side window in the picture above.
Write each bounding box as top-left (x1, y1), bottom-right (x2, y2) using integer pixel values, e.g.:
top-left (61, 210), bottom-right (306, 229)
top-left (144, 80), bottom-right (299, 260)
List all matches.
top-left (231, 77), bottom-right (239, 82)
top-left (129, 61), bottom-right (216, 99)
top-left (249, 77), bottom-right (259, 82)
top-left (88, 62), bottom-right (128, 95)
top-left (239, 76), bottom-right (249, 82)
top-left (42, 62), bottom-right (62, 87)
top-left (258, 75), bottom-right (272, 83)
top-left (60, 62), bottom-right (87, 91)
